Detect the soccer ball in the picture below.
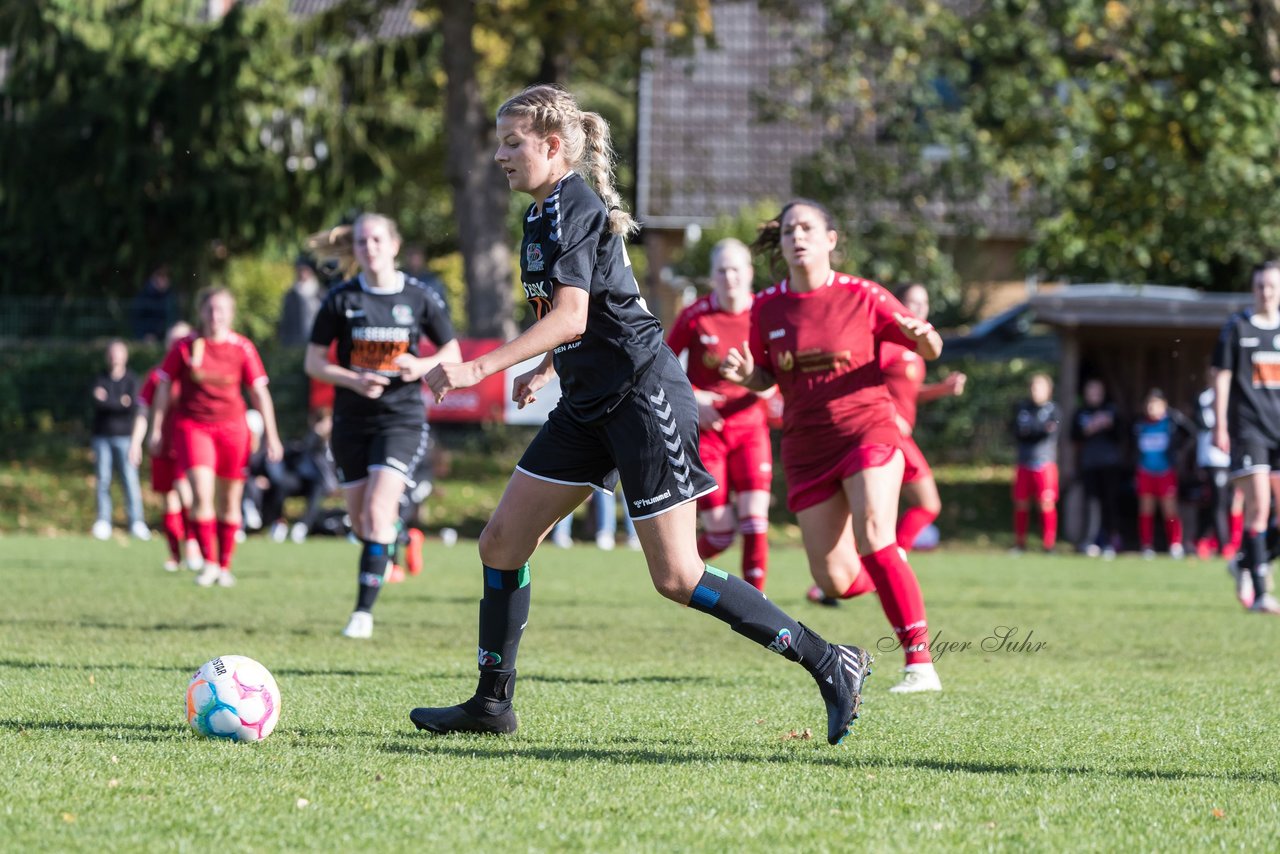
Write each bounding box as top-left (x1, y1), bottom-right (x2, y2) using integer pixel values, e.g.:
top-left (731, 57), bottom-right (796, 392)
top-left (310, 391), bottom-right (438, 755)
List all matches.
top-left (185, 655), bottom-right (280, 742)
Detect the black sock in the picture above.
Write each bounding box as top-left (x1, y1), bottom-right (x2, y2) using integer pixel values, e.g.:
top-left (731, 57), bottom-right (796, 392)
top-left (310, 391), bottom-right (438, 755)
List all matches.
top-left (1242, 530), bottom-right (1269, 600)
top-left (355, 540), bottom-right (391, 613)
top-left (473, 563), bottom-right (531, 709)
top-left (687, 566), bottom-right (829, 673)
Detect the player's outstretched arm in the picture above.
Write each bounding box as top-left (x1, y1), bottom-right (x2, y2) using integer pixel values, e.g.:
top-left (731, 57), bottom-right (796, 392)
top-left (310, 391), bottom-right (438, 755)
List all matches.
top-left (893, 313), bottom-right (943, 360)
top-left (426, 285), bottom-right (588, 403)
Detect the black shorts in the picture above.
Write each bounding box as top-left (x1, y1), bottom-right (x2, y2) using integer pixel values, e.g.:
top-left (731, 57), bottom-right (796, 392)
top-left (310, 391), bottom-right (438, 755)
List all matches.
top-left (331, 417), bottom-right (429, 488)
top-left (516, 349), bottom-right (718, 519)
top-left (1229, 429), bottom-right (1280, 479)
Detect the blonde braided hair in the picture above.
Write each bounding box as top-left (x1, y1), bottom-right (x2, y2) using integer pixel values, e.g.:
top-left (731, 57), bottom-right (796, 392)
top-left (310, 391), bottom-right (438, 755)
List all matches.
top-left (498, 84), bottom-right (638, 237)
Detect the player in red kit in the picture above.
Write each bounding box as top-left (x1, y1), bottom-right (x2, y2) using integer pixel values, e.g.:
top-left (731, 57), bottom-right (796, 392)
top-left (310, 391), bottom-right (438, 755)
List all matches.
top-left (806, 282), bottom-right (965, 605)
top-left (722, 199), bottom-right (945, 693)
top-left (884, 283), bottom-right (966, 550)
top-left (666, 238), bottom-right (774, 591)
top-left (150, 288), bottom-right (283, 587)
top-left (131, 321), bottom-right (203, 572)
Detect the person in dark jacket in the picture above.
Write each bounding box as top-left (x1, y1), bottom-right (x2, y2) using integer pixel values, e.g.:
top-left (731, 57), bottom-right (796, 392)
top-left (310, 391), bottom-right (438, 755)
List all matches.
top-left (91, 339), bottom-right (149, 541)
top-left (1071, 378), bottom-right (1125, 558)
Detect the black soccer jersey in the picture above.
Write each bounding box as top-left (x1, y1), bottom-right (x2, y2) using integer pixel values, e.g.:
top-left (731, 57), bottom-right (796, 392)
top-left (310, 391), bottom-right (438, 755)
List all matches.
top-left (520, 172), bottom-right (665, 424)
top-left (1213, 310), bottom-right (1280, 444)
top-left (311, 273), bottom-right (456, 425)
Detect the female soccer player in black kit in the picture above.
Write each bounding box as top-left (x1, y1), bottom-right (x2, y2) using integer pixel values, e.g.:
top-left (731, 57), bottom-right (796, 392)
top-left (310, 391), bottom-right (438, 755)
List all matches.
top-left (306, 213), bottom-right (460, 638)
top-left (1214, 260), bottom-right (1280, 614)
top-left (410, 85), bottom-right (871, 745)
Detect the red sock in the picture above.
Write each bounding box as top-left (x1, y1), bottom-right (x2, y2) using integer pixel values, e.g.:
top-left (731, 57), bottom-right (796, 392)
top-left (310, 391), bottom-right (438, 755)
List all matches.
top-left (860, 544), bottom-right (931, 665)
top-left (896, 506), bottom-right (937, 551)
top-left (195, 518), bottom-right (217, 566)
top-left (1229, 511), bottom-right (1244, 554)
top-left (1041, 507), bottom-right (1058, 550)
top-left (162, 511), bottom-right (184, 563)
top-left (1138, 513), bottom-right (1154, 549)
top-left (1014, 508), bottom-right (1029, 548)
top-left (697, 530), bottom-right (735, 560)
top-left (1164, 515), bottom-right (1183, 551)
top-left (739, 517), bottom-right (768, 591)
top-left (216, 521), bottom-right (239, 571)
top-left (840, 566), bottom-right (877, 598)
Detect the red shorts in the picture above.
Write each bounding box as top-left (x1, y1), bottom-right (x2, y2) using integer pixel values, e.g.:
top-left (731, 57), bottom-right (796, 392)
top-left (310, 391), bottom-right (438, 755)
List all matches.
top-left (1136, 468), bottom-right (1178, 499)
top-left (150, 453), bottom-right (184, 493)
top-left (900, 435), bottom-right (932, 484)
top-left (696, 419), bottom-right (773, 511)
top-left (1013, 464), bottom-right (1059, 503)
top-left (173, 416), bottom-right (250, 481)
top-left (787, 443), bottom-right (901, 513)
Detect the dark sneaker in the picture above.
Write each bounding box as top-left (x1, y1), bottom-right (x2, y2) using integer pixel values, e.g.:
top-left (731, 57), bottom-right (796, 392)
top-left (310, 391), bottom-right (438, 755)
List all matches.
top-left (410, 701), bottom-right (518, 735)
top-left (813, 644), bottom-right (872, 745)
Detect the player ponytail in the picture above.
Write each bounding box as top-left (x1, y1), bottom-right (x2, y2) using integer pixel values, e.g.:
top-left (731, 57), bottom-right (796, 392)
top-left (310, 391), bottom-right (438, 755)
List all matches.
top-left (752, 198), bottom-right (839, 277)
top-left (498, 84), bottom-right (638, 237)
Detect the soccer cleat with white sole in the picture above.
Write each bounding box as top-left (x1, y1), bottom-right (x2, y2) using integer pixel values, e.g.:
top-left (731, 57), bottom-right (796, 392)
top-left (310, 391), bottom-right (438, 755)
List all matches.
top-left (595, 532), bottom-right (616, 551)
top-left (888, 663), bottom-right (943, 694)
top-left (1169, 542), bottom-right (1185, 560)
top-left (130, 521), bottom-right (152, 541)
top-left (163, 560), bottom-right (180, 573)
top-left (195, 565), bottom-right (221, 587)
top-left (215, 570), bottom-right (236, 588)
top-left (185, 541), bottom-right (204, 571)
top-left (342, 610), bottom-right (373, 639)
top-left (92, 520), bottom-right (112, 541)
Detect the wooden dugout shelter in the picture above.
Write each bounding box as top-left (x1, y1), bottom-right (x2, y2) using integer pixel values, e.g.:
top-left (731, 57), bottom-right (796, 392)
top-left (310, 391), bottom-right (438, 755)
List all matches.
top-left (1027, 284), bottom-right (1254, 541)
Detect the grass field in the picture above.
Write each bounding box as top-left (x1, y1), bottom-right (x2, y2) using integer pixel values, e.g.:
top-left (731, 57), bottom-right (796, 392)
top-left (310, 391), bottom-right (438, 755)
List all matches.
top-left (3, 533), bottom-right (1279, 851)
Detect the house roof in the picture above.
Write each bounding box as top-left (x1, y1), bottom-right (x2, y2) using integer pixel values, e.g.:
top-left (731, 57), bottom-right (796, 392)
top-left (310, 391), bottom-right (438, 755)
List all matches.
top-left (1026, 284), bottom-right (1253, 329)
top-left (287, 0), bottom-right (422, 40)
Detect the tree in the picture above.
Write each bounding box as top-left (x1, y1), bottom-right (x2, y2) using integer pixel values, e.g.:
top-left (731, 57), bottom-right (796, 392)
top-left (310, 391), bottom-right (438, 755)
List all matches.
top-left (0, 0), bottom-right (338, 295)
top-left (765, 0), bottom-right (1280, 291)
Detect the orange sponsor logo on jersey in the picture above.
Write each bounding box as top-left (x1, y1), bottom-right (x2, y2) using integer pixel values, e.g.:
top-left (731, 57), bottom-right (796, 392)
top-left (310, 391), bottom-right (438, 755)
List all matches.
top-left (797, 348), bottom-right (852, 374)
top-left (351, 339), bottom-right (409, 374)
top-left (1252, 352), bottom-right (1280, 389)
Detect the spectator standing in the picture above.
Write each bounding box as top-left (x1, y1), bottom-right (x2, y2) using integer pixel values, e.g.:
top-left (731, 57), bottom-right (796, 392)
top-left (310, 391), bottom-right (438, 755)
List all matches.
top-left (1070, 378), bottom-right (1125, 558)
top-left (1193, 373), bottom-right (1244, 560)
top-left (130, 265), bottom-right (177, 342)
top-left (278, 257), bottom-right (324, 348)
top-left (1133, 389), bottom-right (1192, 559)
top-left (1011, 373), bottom-right (1061, 553)
top-left (90, 339), bottom-right (149, 541)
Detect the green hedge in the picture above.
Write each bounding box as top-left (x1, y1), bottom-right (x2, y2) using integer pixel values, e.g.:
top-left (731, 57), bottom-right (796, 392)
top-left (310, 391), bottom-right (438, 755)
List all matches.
top-left (0, 340), bottom-right (312, 452)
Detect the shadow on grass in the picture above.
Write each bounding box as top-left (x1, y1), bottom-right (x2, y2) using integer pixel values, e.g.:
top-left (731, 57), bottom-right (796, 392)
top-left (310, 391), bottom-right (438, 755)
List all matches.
top-left (0, 659), bottom-right (412, 679)
top-left (381, 739), bottom-right (1279, 784)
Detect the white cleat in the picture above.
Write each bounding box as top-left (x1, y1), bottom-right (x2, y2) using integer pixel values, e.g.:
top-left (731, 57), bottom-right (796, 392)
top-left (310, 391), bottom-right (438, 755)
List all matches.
top-left (595, 532), bottom-right (616, 551)
top-left (1228, 558), bottom-right (1255, 609)
top-left (130, 521), bottom-right (152, 541)
top-left (215, 570), bottom-right (236, 588)
top-left (342, 610), bottom-right (373, 639)
top-left (163, 560), bottom-right (180, 573)
top-left (185, 540), bottom-right (204, 571)
top-left (888, 663), bottom-right (943, 694)
top-left (1249, 593), bottom-right (1280, 615)
top-left (290, 522), bottom-right (308, 544)
top-left (1142, 548), bottom-right (1156, 560)
top-left (92, 520), bottom-right (112, 541)
top-left (1169, 543), bottom-right (1185, 560)
top-left (195, 565), bottom-right (221, 587)
top-left (626, 535), bottom-right (642, 551)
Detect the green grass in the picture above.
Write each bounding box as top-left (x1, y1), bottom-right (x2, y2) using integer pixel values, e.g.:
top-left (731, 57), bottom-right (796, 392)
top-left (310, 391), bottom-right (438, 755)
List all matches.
top-left (2, 535), bottom-right (1278, 851)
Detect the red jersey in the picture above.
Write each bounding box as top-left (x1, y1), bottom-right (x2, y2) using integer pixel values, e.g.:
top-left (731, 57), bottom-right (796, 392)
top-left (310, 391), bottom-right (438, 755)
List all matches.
top-left (879, 341), bottom-right (925, 429)
top-left (139, 366), bottom-right (183, 453)
top-left (748, 274), bottom-right (916, 466)
top-left (666, 293), bottom-right (766, 426)
top-left (158, 332), bottom-right (267, 424)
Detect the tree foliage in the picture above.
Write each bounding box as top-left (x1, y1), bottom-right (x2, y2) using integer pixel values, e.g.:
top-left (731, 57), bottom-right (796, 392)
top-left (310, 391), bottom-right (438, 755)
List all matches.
top-left (765, 0), bottom-right (1280, 291)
